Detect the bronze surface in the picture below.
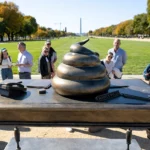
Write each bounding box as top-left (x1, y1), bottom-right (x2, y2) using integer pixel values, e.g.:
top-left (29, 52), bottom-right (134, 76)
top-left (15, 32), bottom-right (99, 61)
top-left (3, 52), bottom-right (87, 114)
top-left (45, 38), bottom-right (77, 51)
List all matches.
top-left (63, 52), bottom-right (100, 67)
top-left (52, 75), bottom-right (109, 96)
top-left (52, 39), bottom-right (110, 96)
top-left (56, 63), bottom-right (106, 80)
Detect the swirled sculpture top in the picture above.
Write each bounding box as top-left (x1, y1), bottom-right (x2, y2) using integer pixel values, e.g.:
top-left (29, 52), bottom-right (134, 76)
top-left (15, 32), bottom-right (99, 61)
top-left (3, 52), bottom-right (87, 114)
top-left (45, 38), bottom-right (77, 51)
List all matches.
top-left (52, 39), bottom-right (110, 96)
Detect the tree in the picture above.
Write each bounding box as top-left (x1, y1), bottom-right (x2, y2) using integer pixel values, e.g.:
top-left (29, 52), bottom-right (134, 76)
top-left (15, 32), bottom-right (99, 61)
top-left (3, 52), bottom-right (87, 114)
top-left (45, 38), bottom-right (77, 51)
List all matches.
top-left (147, 0), bottom-right (150, 24)
top-left (88, 30), bottom-right (93, 36)
top-left (60, 31), bottom-right (66, 37)
top-left (34, 26), bottom-right (47, 39)
top-left (19, 16), bottom-right (38, 39)
top-left (0, 2), bottom-right (24, 41)
top-left (93, 27), bottom-right (105, 36)
top-left (93, 29), bottom-right (100, 36)
top-left (0, 3), bottom-right (7, 41)
top-left (54, 30), bottom-right (61, 38)
top-left (47, 29), bottom-right (55, 38)
top-left (105, 25), bottom-right (116, 36)
top-left (133, 13), bottom-right (149, 35)
top-left (24, 16), bottom-right (38, 37)
top-left (114, 20), bottom-right (133, 36)
top-left (0, 17), bottom-right (5, 41)
top-left (49, 30), bottom-right (56, 38)
top-left (125, 20), bottom-right (133, 36)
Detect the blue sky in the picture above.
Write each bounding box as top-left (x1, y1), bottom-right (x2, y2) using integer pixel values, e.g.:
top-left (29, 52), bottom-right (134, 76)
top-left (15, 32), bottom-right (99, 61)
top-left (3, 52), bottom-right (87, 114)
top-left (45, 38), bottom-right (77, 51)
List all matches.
top-left (1, 0), bottom-right (147, 33)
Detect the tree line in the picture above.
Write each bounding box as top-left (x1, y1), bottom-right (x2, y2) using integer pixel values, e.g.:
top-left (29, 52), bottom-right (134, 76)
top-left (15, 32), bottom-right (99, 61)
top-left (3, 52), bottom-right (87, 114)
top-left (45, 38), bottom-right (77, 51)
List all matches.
top-left (89, 0), bottom-right (150, 37)
top-left (0, 1), bottom-right (75, 42)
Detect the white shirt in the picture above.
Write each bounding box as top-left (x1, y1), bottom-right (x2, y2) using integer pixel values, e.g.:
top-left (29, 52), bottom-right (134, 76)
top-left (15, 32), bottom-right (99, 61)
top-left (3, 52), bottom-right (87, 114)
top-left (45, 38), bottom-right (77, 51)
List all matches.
top-left (108, 48), bottom-right (127, 70)
top-left (17, 50), bottom-right (33, 73)
top-left (103, 59), bottom-right (114, 74)
top-left (0, 57), bottom-right (12, 69)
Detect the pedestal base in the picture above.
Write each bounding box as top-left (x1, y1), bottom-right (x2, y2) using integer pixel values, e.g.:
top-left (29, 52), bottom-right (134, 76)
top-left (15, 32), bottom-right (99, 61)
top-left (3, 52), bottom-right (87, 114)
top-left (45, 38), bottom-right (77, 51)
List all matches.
top-left (4, 138), bottom-right (141, 150)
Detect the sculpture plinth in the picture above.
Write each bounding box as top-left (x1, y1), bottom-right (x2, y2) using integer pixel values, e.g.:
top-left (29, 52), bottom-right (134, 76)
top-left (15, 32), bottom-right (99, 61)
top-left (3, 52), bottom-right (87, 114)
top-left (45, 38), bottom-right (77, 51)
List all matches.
top-left (52, 39), bottom-right (110, 96)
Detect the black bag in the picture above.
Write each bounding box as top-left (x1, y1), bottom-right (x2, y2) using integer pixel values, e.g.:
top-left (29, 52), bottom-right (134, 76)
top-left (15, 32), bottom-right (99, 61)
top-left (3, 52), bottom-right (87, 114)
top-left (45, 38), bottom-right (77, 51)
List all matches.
top-left (0, 82), bottom-right (27, 97)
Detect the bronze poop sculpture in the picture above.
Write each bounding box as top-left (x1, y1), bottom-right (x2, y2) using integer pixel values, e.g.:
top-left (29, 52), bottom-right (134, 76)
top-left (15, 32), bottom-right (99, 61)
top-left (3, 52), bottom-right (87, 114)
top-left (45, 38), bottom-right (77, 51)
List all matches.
top-left (52, 39), bottom-right (110, 96)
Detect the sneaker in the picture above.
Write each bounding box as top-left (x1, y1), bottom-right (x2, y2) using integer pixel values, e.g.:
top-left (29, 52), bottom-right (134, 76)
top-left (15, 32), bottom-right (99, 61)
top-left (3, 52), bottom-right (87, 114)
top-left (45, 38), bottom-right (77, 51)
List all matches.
top-left (66, 127), bottom-right (74, 132)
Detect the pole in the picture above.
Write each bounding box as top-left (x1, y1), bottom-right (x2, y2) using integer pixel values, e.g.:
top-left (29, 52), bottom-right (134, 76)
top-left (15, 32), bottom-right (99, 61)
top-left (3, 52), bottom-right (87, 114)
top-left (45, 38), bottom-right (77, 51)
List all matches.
top-left (80, 18), bottom-right (82, 36)
top-left (60, 23), bottom-right (61, 31)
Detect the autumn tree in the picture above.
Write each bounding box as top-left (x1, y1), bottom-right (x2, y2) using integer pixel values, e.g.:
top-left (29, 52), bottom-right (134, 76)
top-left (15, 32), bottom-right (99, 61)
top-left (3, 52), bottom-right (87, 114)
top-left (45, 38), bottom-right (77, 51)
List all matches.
top-left (105, 25), bottom-right (116, 36)
top-left (54, 30), bottom-right (61, 38)
top-left (124, 20), bottom-right (133, 36)
top-left (0, 3), bottom-right (7, 41)
top-left (0, 1), bottom-right (24, 41)
top-left (93, 29), bottom-right (100, 36)
top-left (33, 26), bottom-right (47, 39)
top-left (0, 17), bottom-right (5, 41)
top-left (93, 28), bottom-right (105, 36)
top-left (113, 20), bottom-right (133, 36)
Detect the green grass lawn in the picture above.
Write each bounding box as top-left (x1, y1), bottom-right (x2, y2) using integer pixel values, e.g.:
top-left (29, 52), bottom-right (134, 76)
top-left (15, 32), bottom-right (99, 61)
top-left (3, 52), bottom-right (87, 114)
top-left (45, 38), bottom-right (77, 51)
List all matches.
top-left (0, 37), bottom-right (150, 75)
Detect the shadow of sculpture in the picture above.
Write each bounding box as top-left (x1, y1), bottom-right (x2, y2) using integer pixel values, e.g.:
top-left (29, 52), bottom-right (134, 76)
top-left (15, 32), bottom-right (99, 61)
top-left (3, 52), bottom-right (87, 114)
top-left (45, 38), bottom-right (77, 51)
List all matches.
top-left (0, 125), bottom-right (30, 132)
top-left (0, 141), bottom-right (7, 150)
top-left (72, 128), bottom-right (150, 150)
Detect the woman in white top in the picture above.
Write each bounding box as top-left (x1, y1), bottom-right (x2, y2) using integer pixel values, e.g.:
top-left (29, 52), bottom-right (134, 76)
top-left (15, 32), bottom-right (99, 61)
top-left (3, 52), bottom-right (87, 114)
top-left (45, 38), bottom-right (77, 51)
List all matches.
top-left (0, 48), bottom-right (13, 80)
top-left (102, 52), bottom-right (122, 79)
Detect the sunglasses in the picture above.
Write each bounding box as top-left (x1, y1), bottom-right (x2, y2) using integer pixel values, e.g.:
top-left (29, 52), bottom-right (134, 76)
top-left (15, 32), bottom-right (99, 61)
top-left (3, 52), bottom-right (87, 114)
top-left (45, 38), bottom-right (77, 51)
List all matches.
top-left (47, 43), bottom-right (51, 45)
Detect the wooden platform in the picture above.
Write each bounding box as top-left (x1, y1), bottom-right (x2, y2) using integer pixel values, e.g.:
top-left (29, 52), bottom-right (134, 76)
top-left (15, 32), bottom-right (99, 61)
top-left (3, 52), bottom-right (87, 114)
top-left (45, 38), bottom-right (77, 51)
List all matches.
top-left (4, 138), bottom-right (141, 150)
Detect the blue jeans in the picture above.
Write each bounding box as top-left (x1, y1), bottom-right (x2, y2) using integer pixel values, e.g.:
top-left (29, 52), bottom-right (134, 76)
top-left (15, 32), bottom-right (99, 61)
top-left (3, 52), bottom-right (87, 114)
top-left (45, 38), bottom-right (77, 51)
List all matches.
top-left (1, 68), bottom-right (13, 80)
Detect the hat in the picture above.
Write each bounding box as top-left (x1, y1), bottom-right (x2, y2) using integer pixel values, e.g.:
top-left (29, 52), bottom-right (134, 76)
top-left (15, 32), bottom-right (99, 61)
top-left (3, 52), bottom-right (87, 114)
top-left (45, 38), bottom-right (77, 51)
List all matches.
top-left (1, 48), bottom-right (7, 52)
top-left (45, 40), bottom-right (51, 44)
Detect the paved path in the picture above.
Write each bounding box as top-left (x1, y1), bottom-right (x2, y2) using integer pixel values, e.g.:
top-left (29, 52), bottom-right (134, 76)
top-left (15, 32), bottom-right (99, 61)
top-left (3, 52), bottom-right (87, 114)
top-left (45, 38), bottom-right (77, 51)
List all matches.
top-left (12, 74), bottom-right (144, 79)
top-left (91, 36), bottom-right (150, 42)
top-left (0, 75), bottom-right (150, 150)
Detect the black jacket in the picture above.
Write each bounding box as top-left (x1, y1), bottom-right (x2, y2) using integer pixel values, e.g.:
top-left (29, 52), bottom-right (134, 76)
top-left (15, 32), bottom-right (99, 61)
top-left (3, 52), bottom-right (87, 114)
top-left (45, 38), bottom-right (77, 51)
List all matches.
top-left (48, 47), bottom-right (57, 63)
top-left (39, 55), bottom-right (53, 76)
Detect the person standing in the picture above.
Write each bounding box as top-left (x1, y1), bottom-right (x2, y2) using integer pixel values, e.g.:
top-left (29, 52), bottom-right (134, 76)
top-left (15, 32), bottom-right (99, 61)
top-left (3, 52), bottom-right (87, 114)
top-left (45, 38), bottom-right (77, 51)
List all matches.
top-left (108, 38), bottom-right (127, 78)
top-left (45, 40), bottom-right (57, 78)
top-left (39, 46), bottom-right (53, 79)
top-left (16, 42), bottom-right (33, 79)
top-left (0, 48), bottom-right (13, 80)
